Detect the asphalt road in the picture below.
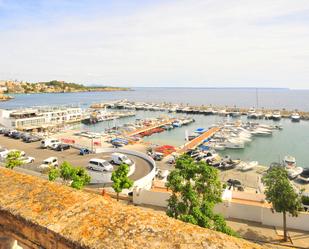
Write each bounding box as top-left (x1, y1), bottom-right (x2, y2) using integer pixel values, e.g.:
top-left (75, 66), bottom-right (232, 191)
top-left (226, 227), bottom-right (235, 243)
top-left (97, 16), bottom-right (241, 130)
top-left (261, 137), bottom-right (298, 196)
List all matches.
top-left (0, 135), bottom-right (153, 185)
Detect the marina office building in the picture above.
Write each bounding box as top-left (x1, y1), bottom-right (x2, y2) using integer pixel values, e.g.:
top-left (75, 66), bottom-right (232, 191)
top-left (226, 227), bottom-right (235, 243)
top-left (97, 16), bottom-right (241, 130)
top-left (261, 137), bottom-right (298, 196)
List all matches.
top-left (0, 106), bottom-right (83, 131)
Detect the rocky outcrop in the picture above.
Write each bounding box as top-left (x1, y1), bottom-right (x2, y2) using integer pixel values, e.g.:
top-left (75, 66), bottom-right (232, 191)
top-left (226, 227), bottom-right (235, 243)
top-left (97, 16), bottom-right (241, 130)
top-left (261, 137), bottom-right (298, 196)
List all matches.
top-left (0, 168), bottom-right (266, 249)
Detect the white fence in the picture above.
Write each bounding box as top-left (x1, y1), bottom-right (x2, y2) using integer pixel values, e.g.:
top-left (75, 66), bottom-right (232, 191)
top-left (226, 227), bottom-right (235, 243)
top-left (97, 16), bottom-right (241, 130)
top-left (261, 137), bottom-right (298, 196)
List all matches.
top-left (133, 189), bottom-right (309, 231)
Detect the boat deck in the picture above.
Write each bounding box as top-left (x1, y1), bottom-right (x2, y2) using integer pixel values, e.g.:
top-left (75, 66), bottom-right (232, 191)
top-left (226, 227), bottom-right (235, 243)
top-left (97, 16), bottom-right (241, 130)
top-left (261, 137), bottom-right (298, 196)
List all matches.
top-left (177, 127), bottom-right (220, 154)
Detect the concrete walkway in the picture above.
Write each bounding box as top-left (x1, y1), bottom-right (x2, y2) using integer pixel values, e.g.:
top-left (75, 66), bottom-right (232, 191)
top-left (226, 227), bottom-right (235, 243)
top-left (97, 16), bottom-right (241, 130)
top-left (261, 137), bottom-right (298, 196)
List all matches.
top-left (227, 218), bottom-right (309, 249)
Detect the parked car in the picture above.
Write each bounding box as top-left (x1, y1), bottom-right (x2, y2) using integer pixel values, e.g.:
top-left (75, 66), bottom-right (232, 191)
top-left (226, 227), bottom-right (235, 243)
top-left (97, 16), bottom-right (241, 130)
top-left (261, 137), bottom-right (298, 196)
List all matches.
top-left (79, 148), bottom-right (91, 155)
top-left (7, 149), bottom-right (26, 157)
top-left (11, 131), bottom-right (23, 139)
top-left (49, 141), bottom-right (62, 150)
top-left (41, 139), bottom-right (60, 148)
top-left (87, 158), bottom-right (113, 172)
top-left (38, 157), bottom-right (58, 170)
top-left (54, 144), bottom-right (70, 151)
top-left (20, 156), bottom-right (35, 164)
top-left (24, 135), bottom-right (42, 143)
top-left (0, 148), bottom-right (9, 158)
top-left (111, 153), bottom-right (133, 165)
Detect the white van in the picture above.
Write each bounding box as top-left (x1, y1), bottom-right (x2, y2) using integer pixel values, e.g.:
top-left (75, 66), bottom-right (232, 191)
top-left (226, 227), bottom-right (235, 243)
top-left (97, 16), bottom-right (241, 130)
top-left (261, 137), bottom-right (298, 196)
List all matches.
top-left (41, 138), bottom-right (60, 149)
top-left (88, 159), bottom-right (113, 172)
top-left (111, 153), bottom-right (133, 165)
top-left (38, 157), bottom-right (58, 170)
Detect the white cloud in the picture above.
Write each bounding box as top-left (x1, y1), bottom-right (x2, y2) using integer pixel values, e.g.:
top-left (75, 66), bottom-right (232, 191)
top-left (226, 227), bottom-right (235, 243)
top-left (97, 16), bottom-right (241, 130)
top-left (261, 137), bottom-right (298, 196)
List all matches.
top-left (0, 0), bottom-right (308, 87)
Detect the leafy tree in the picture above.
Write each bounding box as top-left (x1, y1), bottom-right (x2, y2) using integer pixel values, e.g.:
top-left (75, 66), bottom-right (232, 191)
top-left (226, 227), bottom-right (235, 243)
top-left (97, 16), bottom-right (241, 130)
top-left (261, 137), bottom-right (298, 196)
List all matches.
top-left (166, 155), bottom-right (236, 236)
top-left (48, 168), bottom-right (60, 181)
top-left (111, 164), bottom-right (133, 201)
top-left (48, 161), bottom-right (91, 190)
top-left (262, 166), bottom-right (303, 241)
top-left (5, 151), bottom-right (23, 169)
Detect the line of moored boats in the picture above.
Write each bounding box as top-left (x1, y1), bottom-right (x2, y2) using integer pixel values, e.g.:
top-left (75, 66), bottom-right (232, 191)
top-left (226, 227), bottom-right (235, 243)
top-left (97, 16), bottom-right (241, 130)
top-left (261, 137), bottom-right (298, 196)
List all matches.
top-left (93, 100), bottom-right (304, 122)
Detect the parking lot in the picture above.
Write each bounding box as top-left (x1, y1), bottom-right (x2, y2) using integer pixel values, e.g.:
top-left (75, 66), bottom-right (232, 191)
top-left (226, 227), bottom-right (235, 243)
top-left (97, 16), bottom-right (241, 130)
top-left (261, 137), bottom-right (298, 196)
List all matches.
top-left (0, 135), bottom-right (153, 184)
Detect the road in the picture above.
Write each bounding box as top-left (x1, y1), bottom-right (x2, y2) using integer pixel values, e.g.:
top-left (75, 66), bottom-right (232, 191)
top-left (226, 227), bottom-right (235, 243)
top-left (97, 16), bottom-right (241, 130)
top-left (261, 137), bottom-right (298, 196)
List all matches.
top-left (0, 135), bottom-right (153, 185)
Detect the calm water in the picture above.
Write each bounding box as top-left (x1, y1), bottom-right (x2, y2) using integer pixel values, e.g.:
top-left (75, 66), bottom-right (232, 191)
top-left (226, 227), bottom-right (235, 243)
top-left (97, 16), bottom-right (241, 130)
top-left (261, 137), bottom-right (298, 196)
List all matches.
top-left (1, 88), bottom-right (309, 167)
top-left (2, 87), bottom-right (309, 110)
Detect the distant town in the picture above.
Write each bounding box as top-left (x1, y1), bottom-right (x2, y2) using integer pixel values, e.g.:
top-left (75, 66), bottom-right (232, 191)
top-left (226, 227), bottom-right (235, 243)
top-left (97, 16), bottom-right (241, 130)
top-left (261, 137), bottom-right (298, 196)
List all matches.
top-left (0, 80), bottom-right (130, 101)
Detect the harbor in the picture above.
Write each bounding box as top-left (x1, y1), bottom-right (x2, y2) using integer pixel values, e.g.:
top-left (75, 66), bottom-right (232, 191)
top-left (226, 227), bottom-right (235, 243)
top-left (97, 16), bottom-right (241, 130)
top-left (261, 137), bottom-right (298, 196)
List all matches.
top-left (1, 97), bottom-right (309, 194)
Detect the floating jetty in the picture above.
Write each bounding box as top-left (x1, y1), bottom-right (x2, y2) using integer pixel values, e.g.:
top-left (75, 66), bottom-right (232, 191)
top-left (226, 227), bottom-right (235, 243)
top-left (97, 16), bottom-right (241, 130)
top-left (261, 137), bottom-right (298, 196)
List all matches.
top-left (126, 119), bottom-right (176, 137)
top-left (177, 127), bottom-right (220, 154)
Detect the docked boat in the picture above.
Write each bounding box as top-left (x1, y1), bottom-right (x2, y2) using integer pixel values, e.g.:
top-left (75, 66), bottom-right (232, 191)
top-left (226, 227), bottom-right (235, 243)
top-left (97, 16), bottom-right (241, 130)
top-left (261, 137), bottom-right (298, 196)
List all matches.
top-left (204, 107), bottom-right (214, 115)
top-left (265, 112), bottom-right (273, 120)
top-left (298, 168), bottom-right (309, 183)
top-left (225, 138), bottom-right (245, 149)
top-left (238, 161), bottom-right (258, 171)
top-left (247, 108), bottom-right (256, 119)
top-left (272, 111), bottom-right (282, 121)
top-left (283, 155), bottom-right (303, 179)
top-left (291, 112), bottom-right (301, 122)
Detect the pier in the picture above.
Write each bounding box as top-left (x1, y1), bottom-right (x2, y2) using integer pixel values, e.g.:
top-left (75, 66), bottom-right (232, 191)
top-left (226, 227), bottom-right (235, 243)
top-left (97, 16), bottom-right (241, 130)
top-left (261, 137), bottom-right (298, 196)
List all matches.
top-left (177, 127), bottom-right (220, 154)
top-left (126, 119), bottom-right (176, 137)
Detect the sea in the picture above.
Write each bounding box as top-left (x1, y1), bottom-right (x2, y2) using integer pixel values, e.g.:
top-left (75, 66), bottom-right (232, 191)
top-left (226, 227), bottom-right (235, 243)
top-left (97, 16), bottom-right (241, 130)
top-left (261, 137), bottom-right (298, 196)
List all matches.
top-left (1, 87), bottom-right (309, 168)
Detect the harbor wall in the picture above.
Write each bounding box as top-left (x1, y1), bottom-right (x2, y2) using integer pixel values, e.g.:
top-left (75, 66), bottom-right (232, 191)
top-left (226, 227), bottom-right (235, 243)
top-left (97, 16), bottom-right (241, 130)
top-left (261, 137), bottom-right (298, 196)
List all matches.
top-left (132, 189), bottom-right (309, 231)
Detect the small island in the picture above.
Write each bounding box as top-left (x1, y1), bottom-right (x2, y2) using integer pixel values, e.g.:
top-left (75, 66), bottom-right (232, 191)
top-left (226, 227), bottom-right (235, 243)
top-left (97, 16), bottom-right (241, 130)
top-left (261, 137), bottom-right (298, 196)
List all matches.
top-left (0, 80), bottom-right (130, 101)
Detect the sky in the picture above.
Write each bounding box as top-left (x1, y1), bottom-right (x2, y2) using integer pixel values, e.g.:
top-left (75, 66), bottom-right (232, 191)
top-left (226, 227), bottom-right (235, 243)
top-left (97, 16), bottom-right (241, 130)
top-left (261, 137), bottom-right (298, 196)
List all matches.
top-left (0, 0), bottom-right (308, 88)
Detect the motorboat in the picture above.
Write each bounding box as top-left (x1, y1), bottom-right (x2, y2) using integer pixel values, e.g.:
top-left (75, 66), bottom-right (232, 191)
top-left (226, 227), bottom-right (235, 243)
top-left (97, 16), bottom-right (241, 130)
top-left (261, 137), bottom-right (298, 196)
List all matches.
top-left (291, 113), bottom-right (301, 122)
top-left (272, 111), bottom-right (282, 121)
top-left (194, 128), bottom-right (207, 134)
top-left (283, 155), bottom-right (303, 179)
top-left (265, 112), bottom-right (273, 120)
top-left (238, 161), bottom-right (258, 171)
top-left (225, 138), bottom-right (245, 149)
top-left (247, 108), bottom-right (256, 119)
top-left (298, 168), bottom-right (309, 183)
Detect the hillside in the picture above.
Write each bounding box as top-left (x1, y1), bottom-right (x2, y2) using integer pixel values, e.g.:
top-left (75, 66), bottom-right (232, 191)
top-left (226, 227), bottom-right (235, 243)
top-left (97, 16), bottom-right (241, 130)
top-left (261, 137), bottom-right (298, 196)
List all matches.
top-left (0, 80), bottom-right (130, 94)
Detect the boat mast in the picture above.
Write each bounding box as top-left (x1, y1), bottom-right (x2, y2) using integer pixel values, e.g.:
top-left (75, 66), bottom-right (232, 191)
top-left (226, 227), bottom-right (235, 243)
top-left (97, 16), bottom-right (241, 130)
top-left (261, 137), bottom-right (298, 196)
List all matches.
top-left (256, 88), bottom-right (259, 109)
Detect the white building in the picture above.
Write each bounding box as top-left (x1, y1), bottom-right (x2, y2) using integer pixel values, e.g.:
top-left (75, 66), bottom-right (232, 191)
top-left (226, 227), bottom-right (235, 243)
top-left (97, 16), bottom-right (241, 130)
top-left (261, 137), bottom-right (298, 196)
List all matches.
top-left (0, 106), bottom-right (83, 130)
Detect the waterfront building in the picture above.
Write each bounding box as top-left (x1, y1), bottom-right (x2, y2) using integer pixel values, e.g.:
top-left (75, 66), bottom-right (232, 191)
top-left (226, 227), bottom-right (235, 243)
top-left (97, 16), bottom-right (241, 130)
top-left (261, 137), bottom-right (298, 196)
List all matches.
top-left (0, 106), bottom-right (83, 131)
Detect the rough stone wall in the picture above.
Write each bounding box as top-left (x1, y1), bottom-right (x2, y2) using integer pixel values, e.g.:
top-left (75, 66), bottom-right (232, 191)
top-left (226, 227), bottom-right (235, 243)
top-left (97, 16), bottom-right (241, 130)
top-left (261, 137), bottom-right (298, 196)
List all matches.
top-left (0, 168), bottom-right (267, 249)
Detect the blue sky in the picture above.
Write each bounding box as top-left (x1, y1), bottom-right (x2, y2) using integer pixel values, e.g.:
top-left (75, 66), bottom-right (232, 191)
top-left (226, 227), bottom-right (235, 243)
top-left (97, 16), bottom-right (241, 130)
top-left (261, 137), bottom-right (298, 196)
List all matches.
top-left (0, 0), bottom-right (308, 88)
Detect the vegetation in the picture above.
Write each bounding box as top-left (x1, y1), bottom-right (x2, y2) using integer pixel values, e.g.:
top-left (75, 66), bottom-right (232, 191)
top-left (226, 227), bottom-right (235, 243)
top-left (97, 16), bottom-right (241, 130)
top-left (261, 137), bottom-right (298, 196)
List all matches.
top-left (166, 155), bottom-right (236, 236)
top-left (48, 161), bottom-right (91, 190)
top-left (5, 151), bottom-right (23, 169)
top-left (111, 164), bottom-right (134, 201)
top-left (262, 166), bottom-right (303, 241)
top-left (3, 80), bottom-right (130, 94)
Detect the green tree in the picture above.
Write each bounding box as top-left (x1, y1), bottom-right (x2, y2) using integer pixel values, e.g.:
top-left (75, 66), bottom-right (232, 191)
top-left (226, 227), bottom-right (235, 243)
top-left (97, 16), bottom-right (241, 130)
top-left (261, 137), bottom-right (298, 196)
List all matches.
top-left (166, 155), bottom-right (236, 236)
top-left (5, 151), bottom-right (23, 169)
top-left (111, 164), bottom-right (133, 201)
top-left (48, 161), bottom-right (91, 190)
top-left (262, 166), bottom-right (303, 241)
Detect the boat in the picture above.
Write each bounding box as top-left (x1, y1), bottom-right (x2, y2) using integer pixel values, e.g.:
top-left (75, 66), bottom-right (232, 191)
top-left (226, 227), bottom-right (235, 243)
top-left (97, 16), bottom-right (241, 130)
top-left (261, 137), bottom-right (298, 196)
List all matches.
top-left (265, 112), bottom-right (273, 120)
top-left (283, 155), bottom-right (303, 179)
top-left (238, 161), bottom-right (258, 171)
top-left (291, 112), bottom-right (301, 122)
top-left (225, 138), bottom-right (245, 149)
top-left (194, 128), bottom-right (206, 134)
top-left (272, 111), bottom-right (282, 121)
top-left (204, 107), bottom-right (214, 115)
top-left (247, 108), bottom-right (256, 119)
top-left (298, 168), bottom-right (309, 183)
top-left (172, 120), bottom-right (182, 127)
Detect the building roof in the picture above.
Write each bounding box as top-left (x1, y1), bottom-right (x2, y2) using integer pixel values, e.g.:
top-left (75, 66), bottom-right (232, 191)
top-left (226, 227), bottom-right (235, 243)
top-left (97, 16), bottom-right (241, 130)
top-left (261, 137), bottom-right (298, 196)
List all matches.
top-left (0, 168), bottom-right (265, 249)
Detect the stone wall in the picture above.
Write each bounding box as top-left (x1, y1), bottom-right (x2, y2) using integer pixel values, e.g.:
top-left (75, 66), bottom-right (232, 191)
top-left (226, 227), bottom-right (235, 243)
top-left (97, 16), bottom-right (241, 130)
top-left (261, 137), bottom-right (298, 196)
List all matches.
top-left (0, 168), bottom-right (265, 249)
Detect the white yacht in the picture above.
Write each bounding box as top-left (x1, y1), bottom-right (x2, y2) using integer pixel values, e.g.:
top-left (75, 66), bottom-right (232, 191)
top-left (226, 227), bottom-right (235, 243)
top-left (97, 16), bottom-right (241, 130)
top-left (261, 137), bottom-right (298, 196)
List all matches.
top-left (291, 113), bottom-right (301, 122)
top-left (272, 111), bottom-right (282, 121)
top-left (247, 108), bottom-right (256, 119)
top-left (225, 138), bottom-right (245, 149)
top-left (283, 155), bottom-right (303, 179)
top-left (238, 161), bottom-right (258, 171)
